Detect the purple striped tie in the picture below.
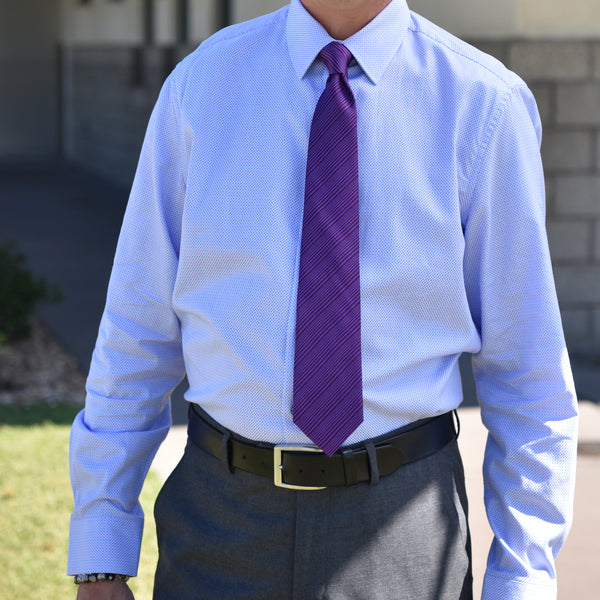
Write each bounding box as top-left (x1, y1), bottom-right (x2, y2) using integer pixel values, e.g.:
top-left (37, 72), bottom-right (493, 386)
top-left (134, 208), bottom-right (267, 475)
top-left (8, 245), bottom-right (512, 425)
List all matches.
top-left (292, 42), bottom-right (363, 457)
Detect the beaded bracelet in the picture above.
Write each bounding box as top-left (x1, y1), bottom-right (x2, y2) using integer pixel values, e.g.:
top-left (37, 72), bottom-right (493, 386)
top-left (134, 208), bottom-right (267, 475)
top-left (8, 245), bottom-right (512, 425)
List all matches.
top-left (73, 573), bottom-right (130, 585)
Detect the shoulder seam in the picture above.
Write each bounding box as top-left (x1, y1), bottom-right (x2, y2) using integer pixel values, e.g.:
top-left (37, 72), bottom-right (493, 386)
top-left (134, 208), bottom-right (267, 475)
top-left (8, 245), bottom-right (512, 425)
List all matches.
top-left (407, 20), bottom-right (517, 90)
top-left (201, 8), bottom-right (286, 53)
top-left (462, 84), bottom-right (527, 213)
top-left (173, 8), bottom-right (286, 103)
top-left (162, 73), bottom-right (187, 192)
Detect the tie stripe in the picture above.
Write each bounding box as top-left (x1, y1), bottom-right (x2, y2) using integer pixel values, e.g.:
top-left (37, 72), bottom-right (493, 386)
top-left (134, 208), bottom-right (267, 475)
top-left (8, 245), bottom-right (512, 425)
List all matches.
top-left (292, 42), bottom-right (363, 456)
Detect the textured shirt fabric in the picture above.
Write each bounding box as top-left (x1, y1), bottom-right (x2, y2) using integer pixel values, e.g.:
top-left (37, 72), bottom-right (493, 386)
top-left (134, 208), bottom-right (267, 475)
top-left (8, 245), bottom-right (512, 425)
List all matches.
top-left (68, 0), bottom-right (579, 597)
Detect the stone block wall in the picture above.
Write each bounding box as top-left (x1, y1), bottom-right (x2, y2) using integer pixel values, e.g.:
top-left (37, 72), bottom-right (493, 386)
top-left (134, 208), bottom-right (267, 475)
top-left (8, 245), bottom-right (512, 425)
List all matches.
top-left (61, 40), bottom-right (600, 359)
top-left (472, 40), bottom-right (600, 359)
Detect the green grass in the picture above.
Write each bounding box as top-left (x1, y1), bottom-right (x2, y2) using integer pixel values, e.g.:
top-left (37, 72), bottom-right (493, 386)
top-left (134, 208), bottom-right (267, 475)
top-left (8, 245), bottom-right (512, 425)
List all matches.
top-left (0, 402), bottom-right (82, 426)
top-left (0, 404), bottom-right (162, 599)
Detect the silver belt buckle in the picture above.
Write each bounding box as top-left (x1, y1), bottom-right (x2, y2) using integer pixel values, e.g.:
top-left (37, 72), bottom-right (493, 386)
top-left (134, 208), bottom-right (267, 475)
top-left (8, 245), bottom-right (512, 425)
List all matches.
top-left (273, 445), bottom-right (327, 490)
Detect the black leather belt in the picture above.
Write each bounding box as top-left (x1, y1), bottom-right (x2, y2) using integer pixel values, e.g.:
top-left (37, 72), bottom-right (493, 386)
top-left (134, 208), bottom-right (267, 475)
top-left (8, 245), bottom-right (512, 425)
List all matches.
top-left (188, 403), bottom-right (458, 490)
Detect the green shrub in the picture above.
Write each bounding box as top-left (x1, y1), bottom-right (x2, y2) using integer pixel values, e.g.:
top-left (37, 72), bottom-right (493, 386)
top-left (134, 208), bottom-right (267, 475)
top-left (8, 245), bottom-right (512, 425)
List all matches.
top-left (0, 241), bottom-right (63, 342)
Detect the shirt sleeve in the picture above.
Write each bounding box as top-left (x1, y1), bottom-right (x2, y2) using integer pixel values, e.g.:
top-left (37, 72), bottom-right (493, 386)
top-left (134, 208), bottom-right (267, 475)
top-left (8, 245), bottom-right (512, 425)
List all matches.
top-left (68, 70), bottom-right (188, 576)
top-left (462, 84), bottom-right (579, 600)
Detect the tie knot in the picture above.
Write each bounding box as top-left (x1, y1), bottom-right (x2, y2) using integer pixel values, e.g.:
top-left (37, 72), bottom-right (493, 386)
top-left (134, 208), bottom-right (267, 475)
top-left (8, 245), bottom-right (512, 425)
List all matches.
top-left (319, 42), bottom-right (353, 78)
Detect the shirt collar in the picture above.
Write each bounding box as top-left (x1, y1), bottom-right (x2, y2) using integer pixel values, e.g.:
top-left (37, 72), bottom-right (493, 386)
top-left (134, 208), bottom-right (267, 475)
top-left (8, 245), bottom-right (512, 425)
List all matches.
top-left (286, 0), bottom-right (411, 84)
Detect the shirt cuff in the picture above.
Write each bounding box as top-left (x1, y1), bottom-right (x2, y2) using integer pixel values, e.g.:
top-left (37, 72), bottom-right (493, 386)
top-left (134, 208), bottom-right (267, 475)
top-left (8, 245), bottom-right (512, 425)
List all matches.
top-left (67, 514), bottom-right (144, 576)
top-left (482, 572), bottom-right (557, 600)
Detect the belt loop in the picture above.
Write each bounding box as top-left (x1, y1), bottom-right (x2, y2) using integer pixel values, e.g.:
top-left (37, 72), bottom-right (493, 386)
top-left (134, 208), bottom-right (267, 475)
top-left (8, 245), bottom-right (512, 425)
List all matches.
top-left (365, 442), bottom-right (380, 486)
top-left (221, 431), bottom-right (234, 474)
top-left (342, 449), bottom-right (358, 486)
top-left (453, 410), bottom-right (460, 437)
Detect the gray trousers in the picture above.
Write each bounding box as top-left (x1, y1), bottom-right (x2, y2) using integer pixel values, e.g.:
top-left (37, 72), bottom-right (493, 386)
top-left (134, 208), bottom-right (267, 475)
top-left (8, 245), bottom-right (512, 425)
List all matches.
top-left (153, 433), bottom-right (472, 600)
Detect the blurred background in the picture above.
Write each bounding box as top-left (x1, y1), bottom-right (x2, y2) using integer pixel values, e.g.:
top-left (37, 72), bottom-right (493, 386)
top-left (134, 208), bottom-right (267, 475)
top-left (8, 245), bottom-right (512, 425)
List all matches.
top-left (1, 0), bottom-right (599, 398)
top-left (0, 1), bottom-right (598, 598)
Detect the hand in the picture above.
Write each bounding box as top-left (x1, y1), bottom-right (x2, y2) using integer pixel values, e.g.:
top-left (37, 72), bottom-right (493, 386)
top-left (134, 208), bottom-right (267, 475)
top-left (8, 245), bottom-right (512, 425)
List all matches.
top-left (76, 579), bottom-right (134, 600)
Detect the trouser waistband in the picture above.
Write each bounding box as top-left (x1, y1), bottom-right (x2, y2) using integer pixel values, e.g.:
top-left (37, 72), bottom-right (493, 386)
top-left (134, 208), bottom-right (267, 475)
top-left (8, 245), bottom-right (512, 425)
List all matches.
top-left (187, 404), bottom-right (459, 490)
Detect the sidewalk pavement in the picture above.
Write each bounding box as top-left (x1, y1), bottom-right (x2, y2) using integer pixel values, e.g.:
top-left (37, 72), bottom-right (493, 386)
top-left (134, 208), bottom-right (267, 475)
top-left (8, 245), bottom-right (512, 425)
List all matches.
top-left (2, 159), bottom-right (599, 597)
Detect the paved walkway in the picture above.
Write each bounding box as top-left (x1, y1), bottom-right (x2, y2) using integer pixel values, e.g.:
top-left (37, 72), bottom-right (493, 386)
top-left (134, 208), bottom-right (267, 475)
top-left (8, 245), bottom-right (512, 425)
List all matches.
top-left (2, 159), bottom-right (599, 597)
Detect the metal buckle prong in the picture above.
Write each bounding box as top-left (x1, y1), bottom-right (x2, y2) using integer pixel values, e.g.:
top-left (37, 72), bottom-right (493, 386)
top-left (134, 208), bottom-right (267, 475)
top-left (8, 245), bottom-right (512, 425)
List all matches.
top-left (273, 445), bottom-right (327, 490)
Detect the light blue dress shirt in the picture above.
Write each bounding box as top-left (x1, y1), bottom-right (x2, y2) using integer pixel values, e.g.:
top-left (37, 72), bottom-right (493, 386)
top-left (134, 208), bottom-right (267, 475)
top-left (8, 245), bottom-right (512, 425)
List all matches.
top-left (69, 1), bottom-right (578, 597)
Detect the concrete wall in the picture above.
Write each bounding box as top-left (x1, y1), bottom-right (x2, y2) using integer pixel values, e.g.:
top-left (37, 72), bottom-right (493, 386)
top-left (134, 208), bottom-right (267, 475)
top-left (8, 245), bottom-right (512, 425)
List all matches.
top-left (411, 0), bottom-right (519, 39)
top-left (0, 0), bottom-right (60, 157)
top-left (411, 0), bottom-right (600, 39)
top-left (189, 0), bottom-right (218, 42)
top-left (154, 0), bottom-right (179, 44)
top-left (59, 0), bottom-right (144, 45)
top-left (473, 40), bottom-right (600, 357)
top-left (59, 0), bottom-right (225, 46)
top-left (54, 1), bottom-right (600, 46)
top-left (519, 0), bottom-right (600, 38)
top-left (232, 0), bottom-right (286, 24)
